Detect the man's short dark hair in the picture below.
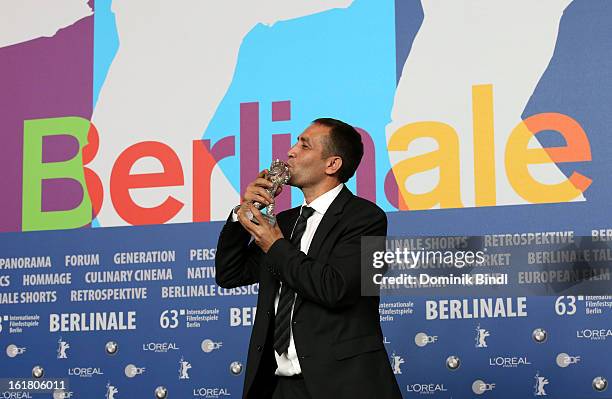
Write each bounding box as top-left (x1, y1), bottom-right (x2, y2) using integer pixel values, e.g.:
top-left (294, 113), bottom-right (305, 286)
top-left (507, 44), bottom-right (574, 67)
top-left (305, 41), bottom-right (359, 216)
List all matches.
top-left (313, 117), bottom-right (363, 183)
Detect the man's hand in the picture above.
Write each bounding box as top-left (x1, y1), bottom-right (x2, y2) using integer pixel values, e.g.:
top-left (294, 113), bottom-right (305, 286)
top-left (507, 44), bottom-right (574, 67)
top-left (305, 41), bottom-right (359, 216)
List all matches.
top-left (237, 202), bottom-right (284, 253)
top-left (242, 169), bottom-right (283, 207)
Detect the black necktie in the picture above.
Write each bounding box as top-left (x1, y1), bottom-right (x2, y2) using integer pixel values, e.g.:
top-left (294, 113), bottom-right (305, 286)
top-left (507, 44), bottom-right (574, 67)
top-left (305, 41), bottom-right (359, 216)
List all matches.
top-left (273, 206), bottom-right (315, 355)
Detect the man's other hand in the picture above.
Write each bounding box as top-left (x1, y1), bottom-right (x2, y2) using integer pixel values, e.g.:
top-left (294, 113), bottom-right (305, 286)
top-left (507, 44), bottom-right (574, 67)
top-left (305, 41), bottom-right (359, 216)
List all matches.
top-left (237, 202), bottom-right (284, 253)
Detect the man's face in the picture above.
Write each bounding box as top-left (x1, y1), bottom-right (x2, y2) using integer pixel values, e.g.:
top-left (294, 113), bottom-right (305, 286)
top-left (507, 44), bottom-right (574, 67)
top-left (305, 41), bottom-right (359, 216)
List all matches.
top-left (286, 123), bottom-right (332, 188)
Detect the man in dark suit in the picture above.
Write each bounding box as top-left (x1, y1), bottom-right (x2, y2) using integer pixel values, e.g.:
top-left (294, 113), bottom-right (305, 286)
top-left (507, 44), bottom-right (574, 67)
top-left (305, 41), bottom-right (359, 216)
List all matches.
top-left (215, 118), bottom-right (402, 399)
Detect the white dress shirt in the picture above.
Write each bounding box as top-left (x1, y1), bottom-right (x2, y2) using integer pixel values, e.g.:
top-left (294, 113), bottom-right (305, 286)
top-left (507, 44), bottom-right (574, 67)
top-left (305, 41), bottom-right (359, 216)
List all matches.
top-left (273, 183), bottom-right (344, 376)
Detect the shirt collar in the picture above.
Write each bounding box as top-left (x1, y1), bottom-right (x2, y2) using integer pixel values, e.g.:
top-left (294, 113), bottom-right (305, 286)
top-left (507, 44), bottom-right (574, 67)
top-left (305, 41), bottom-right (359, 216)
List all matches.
top-left (302, 183), bottom-right (344, 216)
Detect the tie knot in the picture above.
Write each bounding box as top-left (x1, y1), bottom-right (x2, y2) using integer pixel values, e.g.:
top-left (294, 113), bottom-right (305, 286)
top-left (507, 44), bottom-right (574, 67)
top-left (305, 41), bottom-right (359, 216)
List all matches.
top-left (300, 206), bottom-right (315, 220)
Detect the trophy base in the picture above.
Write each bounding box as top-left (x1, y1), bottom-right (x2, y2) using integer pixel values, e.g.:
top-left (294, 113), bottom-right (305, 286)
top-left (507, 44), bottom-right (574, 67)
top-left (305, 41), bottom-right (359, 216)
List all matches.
top-left (261, 214), bottom-right (277, 225)
top-left (245, 210), bottom-right (277, 226)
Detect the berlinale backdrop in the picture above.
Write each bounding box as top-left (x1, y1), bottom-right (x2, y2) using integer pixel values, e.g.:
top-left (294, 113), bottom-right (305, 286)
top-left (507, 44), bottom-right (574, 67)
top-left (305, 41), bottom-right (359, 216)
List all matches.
top-left (1, 1), bottom-right (611, 398)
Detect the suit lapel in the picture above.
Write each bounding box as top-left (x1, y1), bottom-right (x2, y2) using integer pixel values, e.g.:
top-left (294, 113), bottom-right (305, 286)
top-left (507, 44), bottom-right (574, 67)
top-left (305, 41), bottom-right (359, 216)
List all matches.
top-left (279, 207), bottom-right (301, 240)
top-left (294, 186), bottom-right (353, 313)
top-left (306, 186), bottom-right (352, 260)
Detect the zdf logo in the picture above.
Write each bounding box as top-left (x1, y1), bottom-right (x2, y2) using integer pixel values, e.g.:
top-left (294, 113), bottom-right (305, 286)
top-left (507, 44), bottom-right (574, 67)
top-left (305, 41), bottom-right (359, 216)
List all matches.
top-left (414, 332), bottom-right (438, 347)
top-left (6, 344), bottom-right (26, 357)
top-left (556, 353), bottom-right (581, 367)
top-left (473, 380), bottom-right (496, 395)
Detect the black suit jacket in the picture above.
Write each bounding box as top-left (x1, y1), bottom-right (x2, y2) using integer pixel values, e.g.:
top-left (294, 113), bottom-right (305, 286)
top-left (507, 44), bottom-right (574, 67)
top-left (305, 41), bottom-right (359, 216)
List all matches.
top-left (215, 186), bottom-right (402, 399)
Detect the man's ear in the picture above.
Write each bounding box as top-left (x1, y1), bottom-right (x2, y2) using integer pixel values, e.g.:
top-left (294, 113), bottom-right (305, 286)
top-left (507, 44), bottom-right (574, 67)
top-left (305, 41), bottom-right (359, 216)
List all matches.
top-left (325, 156), bottom-right (343, 176)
